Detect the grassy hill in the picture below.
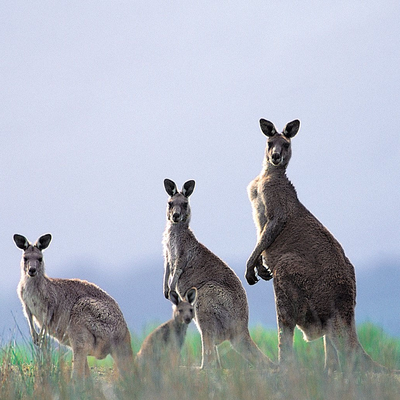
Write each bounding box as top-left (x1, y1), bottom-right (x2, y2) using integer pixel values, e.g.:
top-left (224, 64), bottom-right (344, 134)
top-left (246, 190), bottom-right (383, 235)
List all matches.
top-left (1, 323), bottom-right (399, 400)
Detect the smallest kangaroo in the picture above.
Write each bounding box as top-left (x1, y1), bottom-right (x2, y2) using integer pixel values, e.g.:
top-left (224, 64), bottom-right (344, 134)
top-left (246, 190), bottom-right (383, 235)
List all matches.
top-left (135, 287), bottom-right (197, 370)
top-left (14, 234), bottom-right (133, 380)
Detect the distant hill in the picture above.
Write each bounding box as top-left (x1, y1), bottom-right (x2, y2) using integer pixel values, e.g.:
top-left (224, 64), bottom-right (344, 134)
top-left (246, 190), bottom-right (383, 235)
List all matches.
top-left (1, 257), bottom-right (399, 341)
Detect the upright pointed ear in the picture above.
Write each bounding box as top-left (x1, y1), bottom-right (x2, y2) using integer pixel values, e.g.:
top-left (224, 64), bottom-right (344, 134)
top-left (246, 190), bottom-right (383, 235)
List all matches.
top-left (182, 180), bottom-right (195, 198)
top-left (35, 234), bottom-right (52, 251)
top-left (164, 179), bottom-right (178, 197)
top-left (185, 287), bottom-right (197, 305)
top-left (169, 291), bottom-right (180, 306)
top-left (260, 119), bottom-right (277, 137)
top-left (283, 119), bottom-right (300, 139)
top-left (13, 234), bottom-right (29, 250)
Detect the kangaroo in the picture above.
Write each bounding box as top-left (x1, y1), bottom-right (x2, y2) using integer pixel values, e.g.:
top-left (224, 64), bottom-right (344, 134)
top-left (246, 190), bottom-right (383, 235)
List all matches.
top-left (163, 179), bottom-right (275, 370)
top-left (135, 287), bottom-right (197, 370)
top-left (14, 234), bottom-right (134, 380)
top-left (245, 119), bottom-right (396, 373)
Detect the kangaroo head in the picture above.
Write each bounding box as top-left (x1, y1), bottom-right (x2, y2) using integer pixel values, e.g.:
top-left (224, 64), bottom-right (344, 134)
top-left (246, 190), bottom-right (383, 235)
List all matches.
top-left (14, 234), bottom-right (52, 278)
top-left (260, 119), bottom-right (300, 168)
top-left (164, 179), bottom-right (195, 224)
top-left (170, 288), bottom-right (197, 325)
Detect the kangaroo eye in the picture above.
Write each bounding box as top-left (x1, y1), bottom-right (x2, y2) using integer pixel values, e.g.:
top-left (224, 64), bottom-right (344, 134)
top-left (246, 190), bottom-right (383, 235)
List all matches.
top-left (168, 202), bottom-right (173, 208)
top-left (268, 142), bottom-right (273, 149)
top-left (38, 258), bottom-right (43, 263)
top-left (23, 257), bottom-right (28, 262)
top-left (283, 142), bottom-right (290, 149)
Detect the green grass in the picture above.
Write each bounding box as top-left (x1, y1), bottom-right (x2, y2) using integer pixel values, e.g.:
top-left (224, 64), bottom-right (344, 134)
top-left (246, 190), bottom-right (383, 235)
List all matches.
top-left (1, 323), bottom-right (399, 400)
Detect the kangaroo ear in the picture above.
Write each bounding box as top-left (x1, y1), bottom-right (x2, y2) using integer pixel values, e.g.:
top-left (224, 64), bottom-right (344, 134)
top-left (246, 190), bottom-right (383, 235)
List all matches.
top-left (260, 119), bottom-right (277, 137)
top-left (35, 234), bottom-right (52, 251)
top-left (169, 291), bottom-right (180, 306)
top-left (13, 234), bottom-right (29, 250)
top-left (182, 180), bottom-right (195, 198)
top-left (283, 119), bottom-right (300, 139)
top-left (185, 287), bottom-right (197, 305)
top-left (164, 179), bottom-right (178, 197)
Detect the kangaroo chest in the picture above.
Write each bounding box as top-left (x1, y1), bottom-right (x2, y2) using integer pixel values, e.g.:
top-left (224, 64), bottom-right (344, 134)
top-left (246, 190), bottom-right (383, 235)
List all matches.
top-left (166, 229), bottom-right (192, 265)
top-left (248, 176), bottom-right (271, 236)
top-left (249, 173), bottom-right (296, 236)
top-left (19, 279), bottom-right (50, 325)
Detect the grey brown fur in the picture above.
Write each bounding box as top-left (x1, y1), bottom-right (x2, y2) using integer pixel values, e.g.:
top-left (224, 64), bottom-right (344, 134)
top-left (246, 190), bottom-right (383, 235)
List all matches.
top-left (163, 179), bottom-right (274, 369)
top-left (246, 119), bottom-right (393, 372)
top-left (14, 234), bottom-right (133, 380)
top-left (135, 287), bottom-right (197, 369)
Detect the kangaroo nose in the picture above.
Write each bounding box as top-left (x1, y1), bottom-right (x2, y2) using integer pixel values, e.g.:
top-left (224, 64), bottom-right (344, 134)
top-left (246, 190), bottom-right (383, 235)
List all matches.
top-left (28, 267), bottom-right (37, 277)
top-left (172, 212), bottom-right (180, 222)
top-left (271, 153), bottom-right (281, 164)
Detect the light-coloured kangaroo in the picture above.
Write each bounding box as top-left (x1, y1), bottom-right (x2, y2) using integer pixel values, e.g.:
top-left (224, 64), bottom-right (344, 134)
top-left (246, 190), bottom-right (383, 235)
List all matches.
top-left (135, 287), bottom-right (197, 370)
top-left (246, 119), bottom-right (396, 373)
top-left (14, 233), bottom-right (134, 379)
top-left (163, 179), bottom-right (275, 370)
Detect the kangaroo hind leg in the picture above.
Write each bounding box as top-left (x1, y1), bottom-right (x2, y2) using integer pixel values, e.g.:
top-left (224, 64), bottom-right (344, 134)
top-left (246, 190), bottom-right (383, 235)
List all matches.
top-left (111, 332), bottom-right (134, 379)
top-left (200, 332), bottom-right (221, 369)
top-left (324, 334), bottom-right (340, 373)
top-left (231, 329), bottom-right (275, 369)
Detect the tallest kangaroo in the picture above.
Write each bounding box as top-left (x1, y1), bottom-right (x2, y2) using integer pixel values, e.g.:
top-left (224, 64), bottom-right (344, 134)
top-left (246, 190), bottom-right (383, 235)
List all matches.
top-left (246, 118), bottom-right (391, 373)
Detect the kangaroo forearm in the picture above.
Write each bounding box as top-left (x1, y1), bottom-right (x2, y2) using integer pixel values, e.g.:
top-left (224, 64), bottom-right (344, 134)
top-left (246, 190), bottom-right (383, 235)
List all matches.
top-left (28, 315), bottom-right (40, 344)
top-left (170, 265), bottom-right (184, 292)
top-left (248, 219), bottom-right (284, 268)
top-left (168, 255), bottom-right (189, 293)
top-left (163, 263), bottom-right (171, 298)
top-left (42, 309), bottom-right (54, 335)
top-left (26, 308), bottom-right (37, 337)
top-left (247, 244), bottom-right (266, 270)
top-left (38, 324), bottom-right (46, 341)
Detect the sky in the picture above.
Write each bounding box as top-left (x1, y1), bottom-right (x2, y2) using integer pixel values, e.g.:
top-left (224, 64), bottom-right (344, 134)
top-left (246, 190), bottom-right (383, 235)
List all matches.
top-left (1, 1), bottom-right (400, 327)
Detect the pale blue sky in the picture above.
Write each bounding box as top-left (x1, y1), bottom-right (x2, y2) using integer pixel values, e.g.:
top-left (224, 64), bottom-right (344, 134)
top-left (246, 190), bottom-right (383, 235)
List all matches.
top-left (1, 1), bottom-right (399, 298)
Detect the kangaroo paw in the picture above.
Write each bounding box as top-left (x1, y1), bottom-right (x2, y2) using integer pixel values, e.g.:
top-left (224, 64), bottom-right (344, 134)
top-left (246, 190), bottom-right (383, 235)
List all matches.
top-left (245, 268), bottom-right (259, 285)
top-left (257, 264), bottom-right (273, 281)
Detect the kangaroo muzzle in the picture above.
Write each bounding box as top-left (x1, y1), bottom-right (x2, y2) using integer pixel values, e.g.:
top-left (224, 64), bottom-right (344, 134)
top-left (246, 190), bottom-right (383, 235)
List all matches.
top-left (271, 152), bottom-right (281, 165)
top-left (172, 210), bottom-right (181, 222)
top-left (171, 205), bottom-right (186, 223)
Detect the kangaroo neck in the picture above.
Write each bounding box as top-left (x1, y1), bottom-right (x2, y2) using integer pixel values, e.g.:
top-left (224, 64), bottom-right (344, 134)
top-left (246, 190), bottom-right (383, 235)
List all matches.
top-left (263, 161), bottom-right (289, 180)
top-left (21, 273), bottom-right (51, 298)
top-left (167, 220), bottom-right (191, 237)
top-left (172, 320), bottom-right (188, 345)
top-left (263, 161), bottom-right (298, 199)
top-left (21, 271), bottom-right (49, 285)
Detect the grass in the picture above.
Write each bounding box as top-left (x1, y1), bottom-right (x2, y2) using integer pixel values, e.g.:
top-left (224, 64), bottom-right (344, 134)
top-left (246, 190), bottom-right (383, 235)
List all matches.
top-left (1, 323), bottom-right (399, 400)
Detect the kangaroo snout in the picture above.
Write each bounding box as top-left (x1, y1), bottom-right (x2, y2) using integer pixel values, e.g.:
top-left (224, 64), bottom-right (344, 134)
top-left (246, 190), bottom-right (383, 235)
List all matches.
top-left (271, 152), bottom-right (281, 165)
top-left (172, 211), bottom-right (181, 222)
top-left (28, 266), bottom-right (37, 277)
